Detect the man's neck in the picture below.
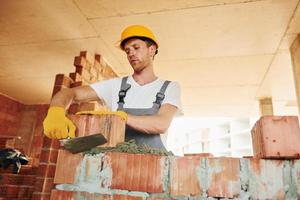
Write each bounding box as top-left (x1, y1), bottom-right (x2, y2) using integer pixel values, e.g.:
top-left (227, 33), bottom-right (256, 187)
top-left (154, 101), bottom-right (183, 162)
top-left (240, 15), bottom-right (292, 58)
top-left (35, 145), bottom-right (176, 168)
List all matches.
top-left (132, 66), bottom-right (157, 86)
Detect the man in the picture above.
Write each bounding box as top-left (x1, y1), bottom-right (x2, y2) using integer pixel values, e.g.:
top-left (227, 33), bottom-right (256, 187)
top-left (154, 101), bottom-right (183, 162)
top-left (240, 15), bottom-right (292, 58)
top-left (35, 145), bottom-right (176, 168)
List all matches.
top-left (43, 25), bottom-right (181, 150)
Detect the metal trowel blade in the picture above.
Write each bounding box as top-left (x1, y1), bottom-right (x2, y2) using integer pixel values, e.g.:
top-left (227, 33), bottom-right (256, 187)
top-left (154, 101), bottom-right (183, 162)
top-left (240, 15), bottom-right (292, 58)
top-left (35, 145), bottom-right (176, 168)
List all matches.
top-left (60, 133), bottom-right (107, 154)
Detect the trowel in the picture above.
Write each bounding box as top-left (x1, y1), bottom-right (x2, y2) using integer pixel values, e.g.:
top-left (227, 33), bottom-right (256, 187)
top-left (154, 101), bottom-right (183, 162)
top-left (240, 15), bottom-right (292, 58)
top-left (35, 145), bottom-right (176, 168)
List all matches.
top-left (60, 134), bottom-right (107, 154)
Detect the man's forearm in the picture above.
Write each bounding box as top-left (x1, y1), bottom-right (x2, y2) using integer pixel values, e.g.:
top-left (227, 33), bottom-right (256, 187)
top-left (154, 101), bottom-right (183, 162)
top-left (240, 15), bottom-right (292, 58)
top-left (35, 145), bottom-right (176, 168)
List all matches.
top-left (126, 104), bottom-right (178, 134)
top-left (50, 88), bottom-right (75, 109)
top-left (50, 86), bottom-right (99, 110)
top-left (126, 114), bottom-right (171, 134)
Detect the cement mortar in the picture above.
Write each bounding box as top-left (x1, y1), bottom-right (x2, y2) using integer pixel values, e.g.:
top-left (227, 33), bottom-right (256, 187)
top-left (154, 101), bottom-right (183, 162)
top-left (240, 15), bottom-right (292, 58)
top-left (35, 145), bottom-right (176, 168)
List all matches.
top-left (84, 139), bottom-right (174, 156)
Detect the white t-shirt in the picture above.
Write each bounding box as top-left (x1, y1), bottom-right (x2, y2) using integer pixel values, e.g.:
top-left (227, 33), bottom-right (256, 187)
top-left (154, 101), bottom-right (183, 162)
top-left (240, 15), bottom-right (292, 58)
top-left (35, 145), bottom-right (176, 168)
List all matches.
top-left (90, 75), bottom-right (182, 112)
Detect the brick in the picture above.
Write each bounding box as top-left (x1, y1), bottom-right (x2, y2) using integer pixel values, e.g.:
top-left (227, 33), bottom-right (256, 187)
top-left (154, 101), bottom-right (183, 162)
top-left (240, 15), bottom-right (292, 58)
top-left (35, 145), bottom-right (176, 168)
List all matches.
top-left (246, 158), bottom-right (286, 199)
top-left (291, 160), bottom-right (300, 196)
top-left (206, 157), bottom-right (240, 198)
top-left (251, 116), bottom-right (300, 158)
top-left (68, 103), bottom-right (80, 115)
top-left (39, 148), bottom-right (58, 163)
top-left (80, 51), bottom-right (93, 62)
top-left (0, 185), bottom-right (34, 198)
top-left (30, 135), bottom-right (44, 167)
top-left (34, 177), bottom-right (54, 193)
top-left (42, 137), bottom-right (60, 149)
top-left (54, 150), bottom-right (83, 184)
top-left (78, 101), bottom-right (101, 112)
top-left (70, 81), bottom-right (83, 88)
top-left (109, 152), bottom-right (166, 193)
top-left (169, 156), bottom-right (202, 196)
top-left (37, 163), bottom-right (56, 178)
top-left (51, 85), bottom-right (63, 97)
top-left (80, 68), bottom-right (92, 83)
top-left (85, 115), bottom-right (125, 147)
top-left (67, 114), bottom-right (88, 137)
top-left (69, 72), bottom-right (82, 82)
top-left (0, 174), bottom-right (36, 185)
top-left (50, 190), bottom-right (73, 200)
top-left (32, 192), bottom-right (51, 200)
top-left (74, 56), bottom-right (88, 69)
top-left (0, 165), bottom-right (37, 175)
top-left (54, 74), bottom-right (73, 87)
top-left (68, 114), bottom-right (125, 147)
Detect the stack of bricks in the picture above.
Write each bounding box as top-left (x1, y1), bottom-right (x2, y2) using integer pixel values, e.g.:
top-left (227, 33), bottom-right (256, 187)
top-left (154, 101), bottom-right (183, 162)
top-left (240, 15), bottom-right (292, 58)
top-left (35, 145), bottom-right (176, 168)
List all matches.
top-left (31, 51), bottom-right (119, 200)
top-left (52, 51), bottom-right (118, 114)
top-left (48, 115), bottom-right (300, 199)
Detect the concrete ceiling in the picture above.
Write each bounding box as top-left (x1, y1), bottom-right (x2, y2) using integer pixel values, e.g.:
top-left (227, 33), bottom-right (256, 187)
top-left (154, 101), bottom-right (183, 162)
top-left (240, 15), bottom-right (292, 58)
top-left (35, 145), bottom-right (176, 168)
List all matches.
top-left (0, 0), bottom-right (299, 117)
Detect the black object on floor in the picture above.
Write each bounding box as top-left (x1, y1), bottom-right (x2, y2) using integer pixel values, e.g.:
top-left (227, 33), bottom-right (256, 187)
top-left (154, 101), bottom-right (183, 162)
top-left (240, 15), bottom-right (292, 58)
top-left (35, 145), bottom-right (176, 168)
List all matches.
top-left (0, 148), bottom-right (29, 174)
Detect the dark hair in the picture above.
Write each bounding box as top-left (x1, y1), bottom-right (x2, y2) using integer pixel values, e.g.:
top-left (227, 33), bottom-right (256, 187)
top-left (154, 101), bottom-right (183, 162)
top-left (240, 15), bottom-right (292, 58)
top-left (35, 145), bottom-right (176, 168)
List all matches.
top-left (121, 36), bottom-right (158, 55)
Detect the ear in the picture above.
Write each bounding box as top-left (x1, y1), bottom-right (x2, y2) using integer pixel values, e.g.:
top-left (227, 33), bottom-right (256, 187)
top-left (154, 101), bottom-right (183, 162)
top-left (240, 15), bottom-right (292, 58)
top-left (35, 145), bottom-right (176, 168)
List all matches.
top-left (149, 45), bottom-right (157, 57)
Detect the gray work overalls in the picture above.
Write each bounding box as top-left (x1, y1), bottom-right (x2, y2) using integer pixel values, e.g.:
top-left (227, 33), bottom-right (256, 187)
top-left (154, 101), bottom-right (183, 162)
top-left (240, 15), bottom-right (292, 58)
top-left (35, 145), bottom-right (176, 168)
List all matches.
top-left (117, 76), bottom-right (171, 149)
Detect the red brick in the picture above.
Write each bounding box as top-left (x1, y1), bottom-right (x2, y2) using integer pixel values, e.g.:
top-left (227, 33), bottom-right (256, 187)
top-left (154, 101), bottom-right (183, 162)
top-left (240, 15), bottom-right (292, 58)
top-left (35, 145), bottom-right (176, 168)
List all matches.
top-left (39, 148), bottom-right (58, 163)
top-left (50, 190), bottom-right (73, 200)
top-left (67, 114), bottom-right (88, 137)
top-left (74, 56), bottom-right (90, 70)
top-left (0, 174), bottom-right (36, 185)
top-left (85, 115), bottom-right (125, 147)
top-left (69, 72), bottom-right (82, 82)
top-left (169, 156), bottom-right (202, 196)
top-left (32, 192), bottom-right (51, 200)
top-left (206, 157), bottom-right (240, 198)
top-left (37, 163), bottom-right (56, 178)
top-left (0, 165), bottom-right (37, 175)
top-left (251, 116), bottom-right (300, 158)
top-left (42, 137), bottom-right (60, 149)
top-left (0, 185), bottom-right (34, 198)
top-left (67, 103), bottom-right (80, 115)
top-left (109, 152), bottom-right (165, 193)
top-left (78, 101), bottom-right (101, 112)
top-left (34, 177), bottom-right (54, 193)
top-left (54, 150), bottom-right (83, 184)
top-left (54, 74), bottom-right (73, 87)
top-left (68, 114), bottom-right (125, 147)
top-left (51, 85), bottom-right (62, 97)
top-left (30, 135), bottom-right (44, 167)
top-left (70, 81), bottom-right (83, 88)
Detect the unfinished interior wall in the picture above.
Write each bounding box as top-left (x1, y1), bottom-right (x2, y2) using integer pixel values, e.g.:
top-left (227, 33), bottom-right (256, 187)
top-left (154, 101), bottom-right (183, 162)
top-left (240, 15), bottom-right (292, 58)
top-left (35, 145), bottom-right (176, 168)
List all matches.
top-left (291, 34), bottom-right (300, 116)
top-left (31, 51), bottom-right (119, 200)
top-left (0, 93), bottom-right (24, 146)
top-left (0, 51), bottom-right (118, 199)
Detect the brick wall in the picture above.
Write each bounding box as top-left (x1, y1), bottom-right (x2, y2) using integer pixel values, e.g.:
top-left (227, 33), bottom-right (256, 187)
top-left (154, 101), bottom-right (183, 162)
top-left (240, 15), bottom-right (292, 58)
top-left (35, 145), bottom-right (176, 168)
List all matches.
top-left (52, 152), bottom-right (300, 199)
top-left (0, 93), bottom-right (24, 138)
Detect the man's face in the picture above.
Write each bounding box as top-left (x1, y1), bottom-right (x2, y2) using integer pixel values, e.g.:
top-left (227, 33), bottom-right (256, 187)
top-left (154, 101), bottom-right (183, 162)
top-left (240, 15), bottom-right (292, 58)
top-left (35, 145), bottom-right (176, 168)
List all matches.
top-left (123, 38), bottom-right (155, 72)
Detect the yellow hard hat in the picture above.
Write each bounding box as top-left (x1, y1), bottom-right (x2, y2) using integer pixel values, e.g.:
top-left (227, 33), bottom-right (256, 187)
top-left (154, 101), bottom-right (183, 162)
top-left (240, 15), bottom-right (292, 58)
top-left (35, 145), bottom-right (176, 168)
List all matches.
top-left (117, 25), bottom-right (159, 49)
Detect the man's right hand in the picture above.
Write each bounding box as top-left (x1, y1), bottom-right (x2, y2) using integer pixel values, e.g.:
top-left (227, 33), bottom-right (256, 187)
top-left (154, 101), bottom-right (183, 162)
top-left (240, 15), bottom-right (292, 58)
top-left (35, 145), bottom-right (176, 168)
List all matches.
top-left (43, 106), bottom-right (76, 139)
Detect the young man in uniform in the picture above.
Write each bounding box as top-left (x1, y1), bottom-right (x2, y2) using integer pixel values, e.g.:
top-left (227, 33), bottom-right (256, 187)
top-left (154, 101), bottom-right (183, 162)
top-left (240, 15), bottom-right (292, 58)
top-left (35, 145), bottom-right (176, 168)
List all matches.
top-left (43, 25), bottom-right (181, 149)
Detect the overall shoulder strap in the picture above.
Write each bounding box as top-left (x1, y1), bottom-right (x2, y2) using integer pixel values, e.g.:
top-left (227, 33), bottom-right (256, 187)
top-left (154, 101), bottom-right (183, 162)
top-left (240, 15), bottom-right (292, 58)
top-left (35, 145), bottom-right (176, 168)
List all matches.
top-left (117, 76), bottom-right (131, 111)
top-left (152, 80), bottom-right (171, 110)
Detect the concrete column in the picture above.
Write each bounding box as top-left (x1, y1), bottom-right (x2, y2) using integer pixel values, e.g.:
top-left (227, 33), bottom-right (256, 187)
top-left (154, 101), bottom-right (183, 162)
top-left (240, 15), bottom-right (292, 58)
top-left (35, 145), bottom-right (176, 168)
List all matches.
top-left (259, 98), bottom-right (273, 116)
top-left (291, 34), bottom-right (300, 115)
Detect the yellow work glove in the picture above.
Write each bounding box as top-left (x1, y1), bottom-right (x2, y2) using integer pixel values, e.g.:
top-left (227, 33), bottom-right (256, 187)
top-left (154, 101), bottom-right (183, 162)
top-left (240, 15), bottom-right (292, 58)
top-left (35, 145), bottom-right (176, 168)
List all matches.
top-left (43, 106), bottom-right (76, 139)
top-left (76, 110), bottom-right (128, 121)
